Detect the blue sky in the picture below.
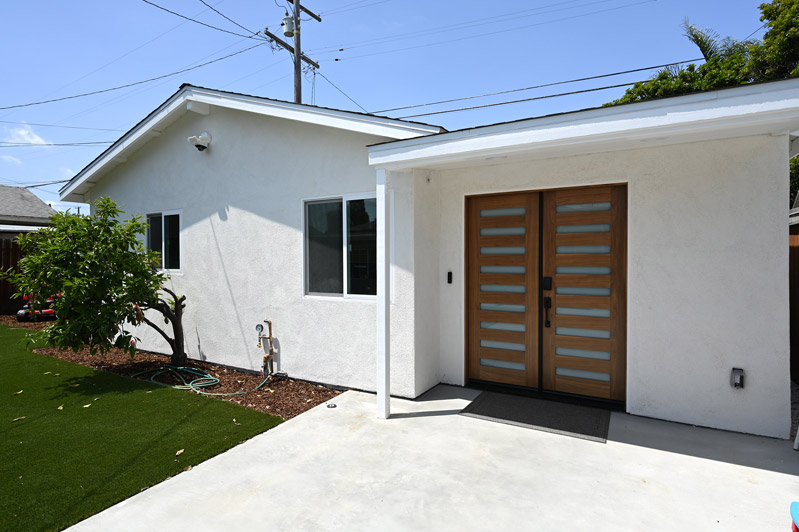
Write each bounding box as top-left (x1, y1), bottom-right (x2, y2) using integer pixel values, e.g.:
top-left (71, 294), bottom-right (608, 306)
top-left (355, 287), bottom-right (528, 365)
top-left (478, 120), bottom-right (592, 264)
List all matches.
top-left (0, 0), bottom-right (767, 211)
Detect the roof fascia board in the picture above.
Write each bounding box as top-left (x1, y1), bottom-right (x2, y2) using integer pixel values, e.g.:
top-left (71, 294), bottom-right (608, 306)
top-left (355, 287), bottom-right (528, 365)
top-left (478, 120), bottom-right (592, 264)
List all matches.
top-left (184, 88), bottom-right (441, 139)
top-left (61, 85), bottom-right (442, 202)
top-left (60, 91), bottom-right (188, 201)
top-left (369, 79), bottom-right (799, 169)
top-left (0, 224), bottom-right (49, 232)
top-left (0, 215), bottom-right (53, 225)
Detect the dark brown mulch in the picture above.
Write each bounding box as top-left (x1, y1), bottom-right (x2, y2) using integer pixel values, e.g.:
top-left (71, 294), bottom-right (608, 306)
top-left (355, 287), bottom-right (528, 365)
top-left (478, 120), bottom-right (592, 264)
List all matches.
top-left (0, 314), bottom-right (52, 331)
top-left (0, 315), bottom-right (342, 420)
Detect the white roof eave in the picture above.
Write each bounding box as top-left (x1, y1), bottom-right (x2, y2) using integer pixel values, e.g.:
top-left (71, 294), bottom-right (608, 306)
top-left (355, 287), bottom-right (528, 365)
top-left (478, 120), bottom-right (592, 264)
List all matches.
top-left (368, 79), bottom-right (799, 170)
top-left (60, 86), bottom-right (443, 202)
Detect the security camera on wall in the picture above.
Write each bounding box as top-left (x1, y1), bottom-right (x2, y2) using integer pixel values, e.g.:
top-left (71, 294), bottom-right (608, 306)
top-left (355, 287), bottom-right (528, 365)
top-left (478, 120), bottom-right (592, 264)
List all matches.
top-left (188, 131), bottom-right (211, 151)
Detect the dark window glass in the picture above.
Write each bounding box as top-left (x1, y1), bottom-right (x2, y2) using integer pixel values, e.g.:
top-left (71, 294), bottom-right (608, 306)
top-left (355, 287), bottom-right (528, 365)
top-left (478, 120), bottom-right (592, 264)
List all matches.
top-left (347, 198), bottom-right (376, 295)
top-left (147, 214), bottom-right (163, 268)
top-left (164, 214), bottom-right (180, 270)
top-left (306, 201), bottom-right (343, 294)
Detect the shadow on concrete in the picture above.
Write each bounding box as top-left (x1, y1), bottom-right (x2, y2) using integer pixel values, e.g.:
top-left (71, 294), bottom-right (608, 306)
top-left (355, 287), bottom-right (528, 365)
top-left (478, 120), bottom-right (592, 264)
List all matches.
top-left (607, 413), bottom-right (799, 476)
top-left (391, 409), bottom-right (465, 419)
top-left (413, 384), bottom-right (799, 476)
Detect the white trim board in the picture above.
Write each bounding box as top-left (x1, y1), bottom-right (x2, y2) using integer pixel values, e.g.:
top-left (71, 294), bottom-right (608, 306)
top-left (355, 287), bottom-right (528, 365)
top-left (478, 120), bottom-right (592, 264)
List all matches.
top-left (61, 85), bottom-right (443, 203)
top-left (369, 79), bottom-right (799, 170)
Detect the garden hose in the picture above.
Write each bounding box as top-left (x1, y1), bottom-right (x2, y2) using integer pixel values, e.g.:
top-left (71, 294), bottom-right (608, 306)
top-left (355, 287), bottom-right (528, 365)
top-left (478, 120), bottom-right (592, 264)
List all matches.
top-left (131, 365), bottom-right (271, 396)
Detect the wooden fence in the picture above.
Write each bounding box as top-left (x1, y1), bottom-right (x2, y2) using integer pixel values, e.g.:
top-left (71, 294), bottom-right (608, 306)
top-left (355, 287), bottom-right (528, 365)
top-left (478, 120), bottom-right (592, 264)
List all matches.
top-left (0, 236), bottom-right (22, 315)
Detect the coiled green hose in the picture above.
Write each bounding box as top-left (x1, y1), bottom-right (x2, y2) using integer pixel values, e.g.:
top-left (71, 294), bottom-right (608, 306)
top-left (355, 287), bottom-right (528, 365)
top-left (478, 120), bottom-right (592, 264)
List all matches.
top-left (132, 365), bottom-right (270, 396)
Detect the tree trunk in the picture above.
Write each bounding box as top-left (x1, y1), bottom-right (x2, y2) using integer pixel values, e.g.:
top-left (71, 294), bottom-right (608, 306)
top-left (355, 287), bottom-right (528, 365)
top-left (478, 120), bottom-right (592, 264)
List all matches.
top-left (169, 295), bottom-right (187, 367)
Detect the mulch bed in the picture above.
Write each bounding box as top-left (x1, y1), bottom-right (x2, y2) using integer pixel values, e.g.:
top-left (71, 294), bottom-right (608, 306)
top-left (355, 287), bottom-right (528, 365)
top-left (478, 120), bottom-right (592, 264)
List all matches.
top-left (0, 315), bottom-right (342, 419)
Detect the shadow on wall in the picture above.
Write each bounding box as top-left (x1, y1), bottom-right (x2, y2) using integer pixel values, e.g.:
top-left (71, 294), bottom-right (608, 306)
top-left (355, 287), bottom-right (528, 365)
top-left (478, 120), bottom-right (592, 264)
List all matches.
top-left (195, 326), bottom-right (206, 361)
top-left (206, 215), bottom-right (255, 368)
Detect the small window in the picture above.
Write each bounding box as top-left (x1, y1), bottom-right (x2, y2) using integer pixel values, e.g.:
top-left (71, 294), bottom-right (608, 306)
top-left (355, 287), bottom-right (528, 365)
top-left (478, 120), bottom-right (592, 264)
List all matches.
top-left (305, 196), bottom-right (376, 296)
top-left (147, 211), bottom-right (181, 270)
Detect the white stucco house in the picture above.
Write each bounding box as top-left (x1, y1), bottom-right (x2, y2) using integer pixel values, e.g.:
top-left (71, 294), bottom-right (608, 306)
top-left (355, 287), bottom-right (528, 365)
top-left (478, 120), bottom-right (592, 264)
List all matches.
top-left (61, 79), bottom-right (799, 438)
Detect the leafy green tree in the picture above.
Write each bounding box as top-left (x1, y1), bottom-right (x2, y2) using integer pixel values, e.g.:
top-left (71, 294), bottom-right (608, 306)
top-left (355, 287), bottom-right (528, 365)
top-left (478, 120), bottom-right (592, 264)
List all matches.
top-left (2, 198), bottom-right (188, 365)
top-left (791, 156), bottom-right (799, 207)
top-left (608, 0), bottom-right (798, 106)
top-left (747, 0), bottom-right (799, 81)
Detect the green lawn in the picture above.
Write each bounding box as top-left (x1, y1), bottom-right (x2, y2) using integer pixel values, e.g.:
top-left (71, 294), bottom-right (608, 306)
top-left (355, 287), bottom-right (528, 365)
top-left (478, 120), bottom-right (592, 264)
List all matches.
top-left (0, 324), bottom-right (282, 531)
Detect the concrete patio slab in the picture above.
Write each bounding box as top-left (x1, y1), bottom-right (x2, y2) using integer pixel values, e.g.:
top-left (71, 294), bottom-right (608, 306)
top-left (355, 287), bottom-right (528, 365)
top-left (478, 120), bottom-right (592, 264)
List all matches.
top-left (68, 385), bottom-right (799, 531)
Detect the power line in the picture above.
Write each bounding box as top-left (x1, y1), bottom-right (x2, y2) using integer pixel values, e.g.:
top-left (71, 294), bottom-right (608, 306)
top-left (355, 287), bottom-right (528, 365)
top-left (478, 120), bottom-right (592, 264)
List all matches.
top-left (315, 70), bottom-right (367, 112)
top-left (140, 0), bottom-right (263, 40)
top-left (1, 2), bottom-right (227, 121)
top-left (0, 43), bottom-right (266, 111)
top-left (25, 180), bottom-right (72, 189)
top-left (0, 141), bottom-right (113, 147)
top-left (398, 82), bottom-right (641, 119)
top-left (310, 0), bottom-right (596, 54)
top-left (324, 0), bottom-right (393, 16)
top-left (196, 0), bottom-right (258, 35)
top-left (332, 0), bottom-right (655, 62)
top-left (0, 120), bottom-right (123, 132)
top-left (375, 59), bottom-right (703, 114)
top-left (743, 22), bottom-right (767, 40)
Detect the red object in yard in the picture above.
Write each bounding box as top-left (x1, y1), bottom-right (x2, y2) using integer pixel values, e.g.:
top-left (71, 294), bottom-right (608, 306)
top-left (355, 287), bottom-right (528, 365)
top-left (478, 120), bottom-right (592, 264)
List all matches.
top-left (791, 502), bottom-right (799, 531)
top-left (16, 292), bottom-right (61, 322)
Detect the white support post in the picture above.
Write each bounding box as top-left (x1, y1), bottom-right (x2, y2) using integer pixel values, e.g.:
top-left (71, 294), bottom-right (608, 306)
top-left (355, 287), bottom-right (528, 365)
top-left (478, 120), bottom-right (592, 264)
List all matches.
top-left (376, 169), bottom-right (391, 419)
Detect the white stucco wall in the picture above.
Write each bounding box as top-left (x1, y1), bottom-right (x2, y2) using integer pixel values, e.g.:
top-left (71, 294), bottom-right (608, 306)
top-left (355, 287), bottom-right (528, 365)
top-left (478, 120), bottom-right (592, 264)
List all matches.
top-left (86, 106), bottom-right (421, 397)
top-left (423, 134), bottom-right (790, 438)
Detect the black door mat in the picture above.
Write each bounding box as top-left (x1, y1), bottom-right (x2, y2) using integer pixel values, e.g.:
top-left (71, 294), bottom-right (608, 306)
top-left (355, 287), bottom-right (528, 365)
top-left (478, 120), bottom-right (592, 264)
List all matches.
top-left (460, 391), bottom-right (611, 443)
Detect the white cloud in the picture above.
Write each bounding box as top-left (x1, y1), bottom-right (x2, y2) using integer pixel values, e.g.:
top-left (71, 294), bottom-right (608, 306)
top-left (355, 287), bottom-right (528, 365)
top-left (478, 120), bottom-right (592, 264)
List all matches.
top-left (0, 155), bottom-right (22, 165)
top-left (59, 168), bottom-right (75, 179)
top-left (3, 123), bottom-right (49, 146)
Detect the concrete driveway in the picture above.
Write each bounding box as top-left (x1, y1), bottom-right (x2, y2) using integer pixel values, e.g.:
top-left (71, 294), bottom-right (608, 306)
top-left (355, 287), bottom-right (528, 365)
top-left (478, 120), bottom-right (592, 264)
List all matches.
top-left (68, 385), bottom-right (799, 531)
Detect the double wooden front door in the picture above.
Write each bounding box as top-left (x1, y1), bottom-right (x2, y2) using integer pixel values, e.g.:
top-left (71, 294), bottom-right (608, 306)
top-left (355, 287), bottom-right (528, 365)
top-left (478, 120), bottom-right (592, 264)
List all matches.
top-left (466, 185), bottom-right (626, 401)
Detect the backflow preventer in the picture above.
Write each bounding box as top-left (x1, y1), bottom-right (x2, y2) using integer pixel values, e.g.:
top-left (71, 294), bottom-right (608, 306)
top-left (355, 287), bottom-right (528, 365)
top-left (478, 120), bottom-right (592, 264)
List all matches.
top-left (256, 320), bottom-right (276, 377)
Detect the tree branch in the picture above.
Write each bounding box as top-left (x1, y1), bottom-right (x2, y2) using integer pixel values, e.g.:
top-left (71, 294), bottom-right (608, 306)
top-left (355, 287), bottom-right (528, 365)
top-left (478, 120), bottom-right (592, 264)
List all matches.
top-left (161, 286), bottom-right (178, 301)
top-left (141, 316), bottom-right (175, 349)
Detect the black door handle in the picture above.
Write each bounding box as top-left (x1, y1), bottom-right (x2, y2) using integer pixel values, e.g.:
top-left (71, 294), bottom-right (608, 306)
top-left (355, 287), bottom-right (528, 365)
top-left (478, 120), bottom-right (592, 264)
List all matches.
top-left (544, 297), bottom-right (552, 328)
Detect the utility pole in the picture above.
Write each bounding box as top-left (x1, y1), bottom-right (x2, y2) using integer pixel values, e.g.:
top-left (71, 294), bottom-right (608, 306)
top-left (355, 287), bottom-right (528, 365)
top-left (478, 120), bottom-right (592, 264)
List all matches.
top-left (263, 2), bottom-right (321, 104)
top-left (293, 0), bottom-right (301, 104)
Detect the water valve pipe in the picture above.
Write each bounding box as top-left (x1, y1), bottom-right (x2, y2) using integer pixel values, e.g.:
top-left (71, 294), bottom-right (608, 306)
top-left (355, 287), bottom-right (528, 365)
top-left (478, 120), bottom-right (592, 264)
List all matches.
top-left (259, 320), bottom-right (275, 377)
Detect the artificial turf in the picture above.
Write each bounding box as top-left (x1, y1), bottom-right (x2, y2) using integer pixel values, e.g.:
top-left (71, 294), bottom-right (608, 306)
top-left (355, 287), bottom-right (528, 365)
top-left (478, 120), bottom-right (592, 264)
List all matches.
top-left (0, 324), bottom-right (283, 531)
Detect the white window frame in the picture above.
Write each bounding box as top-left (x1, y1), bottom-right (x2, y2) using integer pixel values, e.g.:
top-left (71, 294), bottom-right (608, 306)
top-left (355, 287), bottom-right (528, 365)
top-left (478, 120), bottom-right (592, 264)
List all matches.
top-left (146, 209), bottom-right (183, 275)
top-left (303, 192), bottom-right (377, 300)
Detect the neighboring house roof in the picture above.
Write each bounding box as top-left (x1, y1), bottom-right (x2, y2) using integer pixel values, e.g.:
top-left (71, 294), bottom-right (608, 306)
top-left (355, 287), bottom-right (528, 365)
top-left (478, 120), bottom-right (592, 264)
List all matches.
top-left (369, 78), bottom-right (799, 170)
top-left (60, 84), bottom-right (446, 202)
top-left (0, 185), bottom-right (56, 225)
top-left (0, 223), bottom-right (48, 233)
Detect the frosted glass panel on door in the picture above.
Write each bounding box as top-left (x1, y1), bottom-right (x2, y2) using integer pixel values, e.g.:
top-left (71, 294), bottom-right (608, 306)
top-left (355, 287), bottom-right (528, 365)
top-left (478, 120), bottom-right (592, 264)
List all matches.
top-left (481, 340), bottom-right (525, 352)
top-left (556, 245), bottom-right (611, 254)
top-left (556, 202), bottom-right (611, 213)
top-left (556, 287), bottom-right (610, 296)
top-left (480, 303), bottom-right (525, 313)
top-left (556, 347), bottom-right (611, 360)
top-left (556, 367), bottom-right (610, 381)
top-left (481, 247), bottom-right (526, 255)
top-left (481, 322), bottom-right (525, 332)
top-left (481, 208), bottom-right (526, 217)
top-left (556, 266), bottom-right (611, 275)
top-left (556, 224), bottom-right (611, 233)
top-left (481, 284), bottom-right (525, 293)
top-left (556, 327), bottom-right (610, 339)
top-left (481, 227), bottom-right (526, 236)
top-left (481, 265), bottom-right (526, 274)
top-left (556, 307), bottom-right (611, 318)
top-left (480, 359), bottom-right (526, 371)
